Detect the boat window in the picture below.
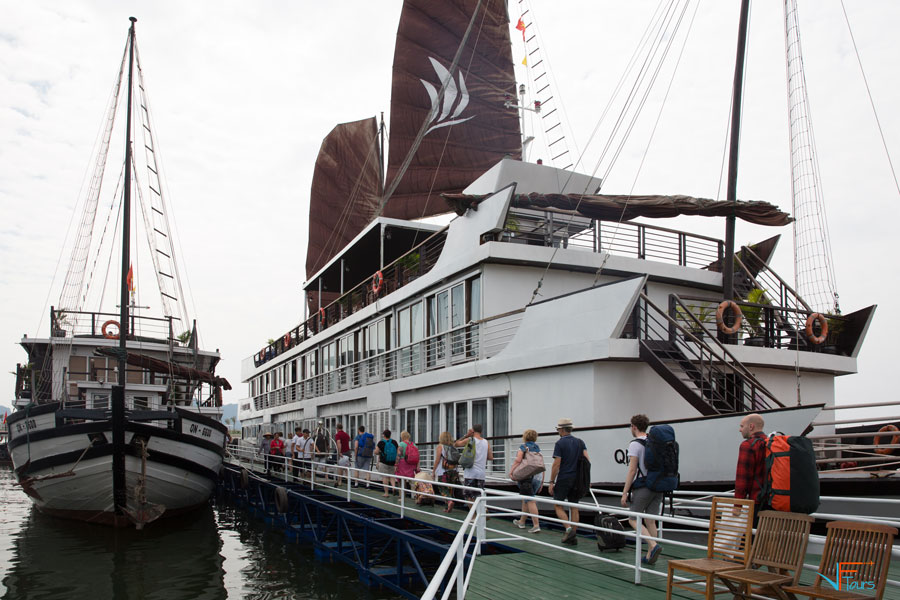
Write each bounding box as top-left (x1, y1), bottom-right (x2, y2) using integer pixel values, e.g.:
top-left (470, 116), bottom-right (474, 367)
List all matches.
top-left (468, 276), bottom-right (481, 322)
top-left (491, 396), bottom-right (509, 471)
top-left (92, 392), bottom-right (110, 410)
top-left (132, 396), bottom-right (150, 410)
top-left (451, 284), bottom-right (465, 356)
top-left (430, 403), bottom-right (440, 443)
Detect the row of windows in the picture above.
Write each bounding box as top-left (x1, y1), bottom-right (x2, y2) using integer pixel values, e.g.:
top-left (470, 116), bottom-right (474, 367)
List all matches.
top-left (249, 275), bottom-right (481, 399)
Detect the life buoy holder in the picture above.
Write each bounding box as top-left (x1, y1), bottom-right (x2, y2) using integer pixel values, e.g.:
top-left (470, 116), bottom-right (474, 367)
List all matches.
top-left (283, 333), bottom-right (291, 348)
top-left (274, 486), bottom-right (290, 513)
top-left (372, 270), bottom-right (384, 295)
top-left (102, 320), bottom-right (120, 340)
top-left (874, 424), bottom-right (900, 456)
top-left (805, 313), bottom-right (828, 345)
top-left (715, 301), bottom-right (743, 335)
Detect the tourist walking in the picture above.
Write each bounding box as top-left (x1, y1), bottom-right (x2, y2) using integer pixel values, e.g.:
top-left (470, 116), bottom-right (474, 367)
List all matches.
top-left (354, 425), bottom-right (375, 488)
top-left (548, 418), bottom-right (588, 545)
top-left (335, 423), bottom-right (351, 459)
top-left (432, 431), bottom-right (461, 512)
top-left (735, 413), bottom-right (767, 508)
top-left (620, 414), bottom-right (662, 564)
top-left (509, 428), bottom-right (543, 533)
top-left (395, 430), bottom-right (420, 498)
top-left (374, 429), bottom-right (398, 497)
top-left (258, 431), bottom-right (272, 474)
top-left (454, 424), bottom-right (492, 504)
top-left (290, 426), bottom-right (304, 479)
top-left (269, 431), bottom-right (286, 473)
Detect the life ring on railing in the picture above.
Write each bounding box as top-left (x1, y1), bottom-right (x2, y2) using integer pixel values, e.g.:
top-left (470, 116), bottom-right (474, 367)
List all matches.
top-left (319, 307), bottom-right (326, 326)
top-left (874, 424), bottom-right (900, 456)
top-left (102, 320), bottom-right (120, 340)
top-left (274, 486), bottom-right (290, 513)
top-left (240, 467), bottom-right (250, 490)
top-left (283, 333), bottom-right (291, 348)
top-left (805, 313), bottom-right (828, 345)
top-left (372, 270), bottom-right (384, 295)
top-left (715, 301), bottom-right (743, 334)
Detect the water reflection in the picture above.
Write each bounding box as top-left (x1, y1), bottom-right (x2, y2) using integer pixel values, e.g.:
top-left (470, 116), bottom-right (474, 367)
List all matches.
top-left (0, 468), bottom-right (400, 599)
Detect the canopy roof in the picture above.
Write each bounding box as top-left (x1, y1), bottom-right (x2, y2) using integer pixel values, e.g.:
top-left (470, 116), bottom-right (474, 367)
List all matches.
top-left (444, 192), bottom-right (792, 226)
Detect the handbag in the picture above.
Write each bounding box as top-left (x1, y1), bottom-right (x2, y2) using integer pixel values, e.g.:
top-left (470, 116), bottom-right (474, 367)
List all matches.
top-left (510, 447), bottom-right (545, 481)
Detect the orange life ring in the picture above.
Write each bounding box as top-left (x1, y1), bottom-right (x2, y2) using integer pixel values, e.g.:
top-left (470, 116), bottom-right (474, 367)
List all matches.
top-left (283, 333), bottom-right (291, 348)
top-left (319, 307), bottom-right (326, 326)
top-left (715, 301), bottom-right (743, 335)
top-left (874, 424), bottom-right (900, 456)
top-left (102, 320), bottom-right (120, 340)
top-left (805, 313), bottom-right (828, 345)
top-left (372, 270), bottom-right (384, 295)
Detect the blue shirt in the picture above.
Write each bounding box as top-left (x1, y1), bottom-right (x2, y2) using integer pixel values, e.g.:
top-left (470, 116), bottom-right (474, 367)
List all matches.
top-left (553, 435), bottom-right (585, 479)
top-left (519, 441), bottom-right (540, 454)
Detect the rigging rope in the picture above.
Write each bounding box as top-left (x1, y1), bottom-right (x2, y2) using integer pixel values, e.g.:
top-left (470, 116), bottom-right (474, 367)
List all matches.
top-left (839, 0), bottom-right (900, 198)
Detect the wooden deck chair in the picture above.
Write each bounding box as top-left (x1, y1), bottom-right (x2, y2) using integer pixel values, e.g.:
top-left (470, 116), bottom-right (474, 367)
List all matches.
top-left (666, 497), bottom-right (755, 600)
top-left (716, 510), bottom-right (814, 600)
top-left (782, 520), bottom-right (897, 600)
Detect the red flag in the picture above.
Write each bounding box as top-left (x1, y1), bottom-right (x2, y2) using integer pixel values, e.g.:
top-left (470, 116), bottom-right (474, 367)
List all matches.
top-left (516, 17), bottom-right (526, 42)
top-left (126, 264), bottom-right (134, 292)
top-left (2, 412), bottom-right (6, 424)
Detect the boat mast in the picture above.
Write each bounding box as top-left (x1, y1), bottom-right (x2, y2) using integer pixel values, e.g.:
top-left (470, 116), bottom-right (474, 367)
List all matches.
top-left (112, 16), bottom-right (137, 517)
top-left (722, 0), bottom-right (751, 308)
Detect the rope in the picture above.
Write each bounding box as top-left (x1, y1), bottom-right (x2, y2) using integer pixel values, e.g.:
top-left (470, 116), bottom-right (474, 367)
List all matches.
top-left (840, 0), bottom-right (900, 197)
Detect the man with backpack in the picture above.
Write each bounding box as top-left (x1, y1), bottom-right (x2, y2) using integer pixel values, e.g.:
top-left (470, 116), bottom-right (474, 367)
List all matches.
top-left (353, 425), bottom-right (375, 488)
top-left (548, 417), bottom-right (589, 546)
top-left (454, 424), bottom-right (493, 503)
top-left (620, 414), bottom-right (670, 565)
top-left (374, 429), bottom-right (399, 497)
top-left (735, 413), bottom-right (767, 506)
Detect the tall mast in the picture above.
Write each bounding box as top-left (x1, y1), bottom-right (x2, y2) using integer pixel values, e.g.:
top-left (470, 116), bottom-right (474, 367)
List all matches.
top-left (112, 15), bottom-right (137, 517)
top-left (722, 0), bottom-right (751, 310)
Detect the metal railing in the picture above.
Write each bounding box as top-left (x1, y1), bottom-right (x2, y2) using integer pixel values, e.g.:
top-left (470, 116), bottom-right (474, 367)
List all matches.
top-left (252, 322), bottom-right (481, 410)
top-left (254, 228), bottom-right (448, 367)
top-left (48, 307), bottom-right (181, 343)
top-left (640, 293), bottom-right (783, 413)
top-left (502, 208), bottom-right (724, 269)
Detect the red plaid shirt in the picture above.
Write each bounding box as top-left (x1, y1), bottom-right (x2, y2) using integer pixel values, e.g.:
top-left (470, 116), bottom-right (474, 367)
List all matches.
top-left (735, 431), bottom-right (767, 501)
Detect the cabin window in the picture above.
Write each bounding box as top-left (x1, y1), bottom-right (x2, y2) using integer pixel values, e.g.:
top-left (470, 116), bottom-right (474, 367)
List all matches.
top-left (491, 396), bottom-right (509, 471)
top-left (397, 303), bottom-right (423, 376)
top-left (365, 318), bottom-right (387, 381)
top-left (132, 396), bottom-right (150, 410)
top-left (430, 404), bottom-right (440, 443)
top-left (427, 290), bottom-right (450, 366)
top-left (450, 283), bottom-right (465, 356)
top-left (91, 392), bottom-right (110, 410)
top-left (338, 333), bottom-right (355, 388)
top-left (468, 276), bottom-right (481, 322)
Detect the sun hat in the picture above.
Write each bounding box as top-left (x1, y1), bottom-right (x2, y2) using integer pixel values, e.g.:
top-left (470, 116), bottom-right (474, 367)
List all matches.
top-left (556, 418), bottom-right (573, 429)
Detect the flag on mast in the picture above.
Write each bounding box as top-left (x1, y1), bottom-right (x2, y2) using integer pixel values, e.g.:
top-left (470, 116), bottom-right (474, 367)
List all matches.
top-left (515, 17), bottom-right (526, 41)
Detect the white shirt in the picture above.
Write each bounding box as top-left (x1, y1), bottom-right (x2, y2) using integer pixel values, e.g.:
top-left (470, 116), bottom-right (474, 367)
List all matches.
top-left (464, 437), bottom-right (489, 480)
top-left (291, 434), bottom-right (303, 456)
top-left (628, 435), bottom-right (648, 476)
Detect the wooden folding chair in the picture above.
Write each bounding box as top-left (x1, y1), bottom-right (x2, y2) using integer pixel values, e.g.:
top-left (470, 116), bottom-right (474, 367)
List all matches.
top-left (783, 520), bottom-right (897, 600)
top-left (666, 497), bottom-right (755, 600)
top-left (717, 510), bottom-right (814, 600)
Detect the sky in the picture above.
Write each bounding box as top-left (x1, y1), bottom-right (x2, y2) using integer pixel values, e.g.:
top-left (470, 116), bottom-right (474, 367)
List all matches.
top-left (1, 1), bottom-right (898, 424)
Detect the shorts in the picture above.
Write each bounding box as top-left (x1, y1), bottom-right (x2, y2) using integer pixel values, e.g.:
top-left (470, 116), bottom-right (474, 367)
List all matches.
top-left (355, 456), bottom-right (373, 470)
top-left (463, 478), bottom-right (485, 500)
top-left (516, 475), bottom-right (540, 497)
top-left (552, 476), bottom-right (581, 503)
top-left (629, 486), bottom-right (662, 516)
top-left (376, 461), bottom-right (396, 475)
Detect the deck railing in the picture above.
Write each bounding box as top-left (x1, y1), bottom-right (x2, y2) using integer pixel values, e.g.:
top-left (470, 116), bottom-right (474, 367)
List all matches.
top-left (502, 208), bottom-right (725, 269)
top-left (48, 307), bottom-right (180, 343)
top-left (254, 228), bottom-right (448, 368)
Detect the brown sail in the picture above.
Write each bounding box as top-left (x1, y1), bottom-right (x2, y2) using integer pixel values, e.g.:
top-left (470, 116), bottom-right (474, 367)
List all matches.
top-left (383, 0), bottom-right (521, 221)
top-left (305, 117), bottom-right (383, 280)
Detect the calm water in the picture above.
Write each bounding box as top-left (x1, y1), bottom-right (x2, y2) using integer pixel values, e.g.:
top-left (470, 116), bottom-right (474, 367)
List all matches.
top-left (0, 466), bottom-right (401, 599)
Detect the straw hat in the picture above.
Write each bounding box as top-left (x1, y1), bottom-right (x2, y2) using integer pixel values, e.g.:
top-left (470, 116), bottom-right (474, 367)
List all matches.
top-left (556, 418), bottom-right (574, 429)
top-left (263, 432), bottom-right (273, 437)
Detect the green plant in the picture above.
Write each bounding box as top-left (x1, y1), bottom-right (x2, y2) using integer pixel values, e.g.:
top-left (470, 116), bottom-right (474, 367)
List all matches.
top-left (741, 288), bottom-right (768, 336)
top-left (267, 338), bottom-right (276, 346)
top-left (677, 304), bottom-right (713, 334)
top-left (176, 330), bottom-right (192, 344)
top-left (397, 251), bottom-right (420, 272)
top-left (505, 215), bottom-right (520, 233)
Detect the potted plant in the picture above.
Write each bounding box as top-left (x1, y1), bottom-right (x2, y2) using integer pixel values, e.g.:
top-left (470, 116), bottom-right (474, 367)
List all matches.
top-left (741, 288), bottom-right (768, 346)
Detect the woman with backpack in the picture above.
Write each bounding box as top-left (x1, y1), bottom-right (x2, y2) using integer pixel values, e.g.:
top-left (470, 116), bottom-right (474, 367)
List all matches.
top-left (508, 429), bottom-right (543, 533)
top-left (432, 431), bottom-right (462, 512)
top-left (395, 430), bottom-right (419, 499)
top-left (374, 429), bottom-right (398, 497)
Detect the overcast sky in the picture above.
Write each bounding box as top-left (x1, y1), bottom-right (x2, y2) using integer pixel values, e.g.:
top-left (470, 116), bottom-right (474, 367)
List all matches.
top-left (2, 1), bottom-right (898, 424)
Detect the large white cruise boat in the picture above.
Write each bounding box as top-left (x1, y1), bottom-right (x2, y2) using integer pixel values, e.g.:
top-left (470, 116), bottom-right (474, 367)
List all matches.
top-left (237, 0), bottom-right (879, 489)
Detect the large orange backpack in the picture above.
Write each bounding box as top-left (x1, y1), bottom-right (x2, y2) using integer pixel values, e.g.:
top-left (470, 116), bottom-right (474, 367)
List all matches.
top-left (759, 435), bottom-right (820, 514)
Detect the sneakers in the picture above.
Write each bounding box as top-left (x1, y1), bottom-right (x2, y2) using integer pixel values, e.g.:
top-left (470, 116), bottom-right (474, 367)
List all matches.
top-left (528, 526), bottom-right (541, 533)
top-left (515, 520), bottom-right (527, 529)
top-left (561, 527), bottom-right (578, 545)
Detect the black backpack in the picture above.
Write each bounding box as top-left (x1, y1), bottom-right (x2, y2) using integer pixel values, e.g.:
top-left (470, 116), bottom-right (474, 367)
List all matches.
top-left (595, 513), bottom-right (627, 551)
top-left (572, 440), bottom-right (591, 499)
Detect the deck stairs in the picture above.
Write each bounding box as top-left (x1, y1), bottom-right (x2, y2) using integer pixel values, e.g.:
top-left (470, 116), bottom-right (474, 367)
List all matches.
top-left (636, 293), bottom-right (783, 416)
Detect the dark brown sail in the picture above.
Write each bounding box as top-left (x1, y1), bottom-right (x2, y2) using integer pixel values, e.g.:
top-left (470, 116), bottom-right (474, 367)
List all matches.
top-left (383, 0), bottom-right (521, 220)
top-left (305, 117), bottom-right (383, 280)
